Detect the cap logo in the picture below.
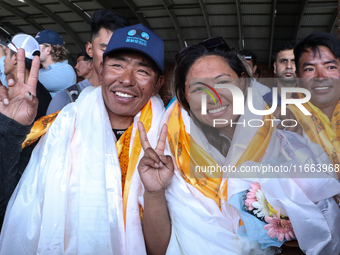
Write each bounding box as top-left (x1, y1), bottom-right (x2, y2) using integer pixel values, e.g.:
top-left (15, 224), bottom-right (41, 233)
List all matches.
top-left (126, 28), bottom-right (150, 47)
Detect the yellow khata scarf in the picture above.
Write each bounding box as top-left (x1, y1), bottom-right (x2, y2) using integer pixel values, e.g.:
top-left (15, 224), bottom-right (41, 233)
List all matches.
top-left (117, 124), bottom-right (133, 194)
top-left (168, 102), bottom-right (274, 208)
top-left (116, 100), bottom-right (152, 223)
top-left (22, 111), bottom-right (60, 149)
top-left (288, 98), bottom-right (340, 167)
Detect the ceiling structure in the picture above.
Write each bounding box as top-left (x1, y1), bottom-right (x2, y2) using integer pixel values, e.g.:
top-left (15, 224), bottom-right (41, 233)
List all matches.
top-left (0, 0), bottom-right (338, 69)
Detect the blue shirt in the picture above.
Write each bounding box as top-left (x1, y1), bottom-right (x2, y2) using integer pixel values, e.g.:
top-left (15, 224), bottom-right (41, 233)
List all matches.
top-left (0, 56), bottom-right (7, 87)
top-left (262, 83), bottom-right (281, 107)
top-left (39, 60), bottom-right (76, 97)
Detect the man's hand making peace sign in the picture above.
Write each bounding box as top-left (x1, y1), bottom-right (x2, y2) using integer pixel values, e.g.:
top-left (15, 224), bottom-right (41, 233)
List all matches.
top-left (138, 121), bottom-right (174, 193)
top-left (137, 121), bottom-right (174, 255)
top-left (0, 48), bottom-right (39, 126)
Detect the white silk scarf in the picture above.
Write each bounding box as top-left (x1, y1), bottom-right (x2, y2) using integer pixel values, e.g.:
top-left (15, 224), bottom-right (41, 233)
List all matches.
top-left (0, 86), bottom-right (164, 255)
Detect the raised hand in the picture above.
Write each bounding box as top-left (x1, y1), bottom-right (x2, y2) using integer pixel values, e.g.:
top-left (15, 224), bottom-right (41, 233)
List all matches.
top-left (138, 121), bottom-right (174, 193)
top-left (0, 48), bottom-right (39, 126)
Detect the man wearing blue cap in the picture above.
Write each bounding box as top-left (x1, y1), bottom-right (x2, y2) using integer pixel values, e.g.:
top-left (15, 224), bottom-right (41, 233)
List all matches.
top-left (35, 29), bottom-right (76, 97)
top-left (46, 9), bottom-right (130, 114)
top-left (0, 23), bottom-right (166, 254)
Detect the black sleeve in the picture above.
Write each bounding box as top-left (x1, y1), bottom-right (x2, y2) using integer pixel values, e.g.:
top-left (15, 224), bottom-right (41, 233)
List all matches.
top-left (0, 113), bottom-right (33, 227)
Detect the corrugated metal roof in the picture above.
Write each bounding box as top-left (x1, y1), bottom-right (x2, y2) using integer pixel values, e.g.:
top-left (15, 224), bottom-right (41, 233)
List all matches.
top-left (0, 0), bottom-right (337, 66)
top-left (209, 15), bottom-right (238, 26)
top-left (205, 0), bottom-right (236, 3)
top-left (206, 4), bottom-right (237, 15)
top-left (242, 15), bottom-right (271, 26)
top-left (241, 3), bottom-right (272, 14)
top-left (302, 14), bottom-right (334, 26)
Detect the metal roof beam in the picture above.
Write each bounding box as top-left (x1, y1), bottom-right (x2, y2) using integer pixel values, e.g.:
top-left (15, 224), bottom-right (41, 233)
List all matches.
top-left (93, 0), bottom-right (112, 10)
top-left (294, 0), bottom-right (308, 40)
top-left (328, 8), bottom-right (338, 34)
top-left (235, 0), bottom-right (243, 50)
top-left (23, 0), bottom-right (84, 50)
top-left (1, 21), bottom-right (23, 35)
top-left (160, 0), bottom-right (185, 49)
top-left (0, 0), bottom-right (44, 33)
top-left (0, 26), bottom-right (10, 40)
top-left (123, 0), bottom-right (152, 29)
top-left (56, 0), bottom-right (91, 24)
top-left (268, 0), bottom-right (277, 68)
top-left (198, 0), bottom-right (212, 38)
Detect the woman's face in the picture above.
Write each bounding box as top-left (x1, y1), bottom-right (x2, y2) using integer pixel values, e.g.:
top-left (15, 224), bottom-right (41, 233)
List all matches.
top-left (185, 55), bottom-right (245, 138)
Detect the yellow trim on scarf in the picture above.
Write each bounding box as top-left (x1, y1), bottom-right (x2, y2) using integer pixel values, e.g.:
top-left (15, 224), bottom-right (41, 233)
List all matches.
top-left (288, 98), bottom-right (340, 170)
top-left (22, 111), bottom-right (60, 149)
top-left (120, 100), bottom-right (152, 225)
top-left (117, 124), bottom-right (133, 194)
top-left (168, 102), bottom-right (275, 208)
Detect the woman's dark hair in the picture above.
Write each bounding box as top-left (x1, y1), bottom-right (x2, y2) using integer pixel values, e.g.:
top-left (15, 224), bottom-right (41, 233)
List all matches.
top-left (172, 40), bottom-right (251, 156)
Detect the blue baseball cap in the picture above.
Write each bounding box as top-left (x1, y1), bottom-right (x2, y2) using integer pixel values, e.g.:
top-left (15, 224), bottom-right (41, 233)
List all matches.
top-left (103, 23), bottom-right (164, 73)
top-left (35, 29), bottom-right (63, 46)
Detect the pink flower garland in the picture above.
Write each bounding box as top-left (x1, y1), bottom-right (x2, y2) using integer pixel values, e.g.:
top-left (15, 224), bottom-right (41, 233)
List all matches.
top-left (244, 182), bottom-right (296, 242)
top-left (264, 209), bottom-right (295, 242)
top-left (244, 182), bottom-right (261, 210)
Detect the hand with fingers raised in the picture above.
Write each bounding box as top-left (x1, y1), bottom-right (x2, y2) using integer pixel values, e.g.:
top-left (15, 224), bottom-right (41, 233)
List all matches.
top-left (0, 49), bottom-right (39, 126)
top-left (138, 121), bottom-right (174, 255)
top-left (138, 121), bottom-right (174, 194)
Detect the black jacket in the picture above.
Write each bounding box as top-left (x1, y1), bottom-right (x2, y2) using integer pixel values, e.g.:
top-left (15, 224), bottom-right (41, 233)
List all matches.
top-left (0, 113), bottom-right (33, 228)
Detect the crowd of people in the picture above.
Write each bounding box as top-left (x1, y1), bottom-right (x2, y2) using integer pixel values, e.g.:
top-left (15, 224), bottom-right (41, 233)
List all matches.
top-left (0, 8), bottom-right (339, 255)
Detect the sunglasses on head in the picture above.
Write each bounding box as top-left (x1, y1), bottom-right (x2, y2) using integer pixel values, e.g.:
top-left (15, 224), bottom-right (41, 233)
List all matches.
top-left (175, 37), bottom-right (228, 62)
top-left (242, 55), bottom-right (252, 60)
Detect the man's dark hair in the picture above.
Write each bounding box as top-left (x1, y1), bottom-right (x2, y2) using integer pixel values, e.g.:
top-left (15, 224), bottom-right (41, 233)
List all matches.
top-left (77, 50), bottom-right (92, 61)
top-left (239, 49), bottom-right (257, 66)
top-left (91, 9), bottom-right (130, 39)
top-left (274, 41), bottom-right (295, 62)
top-left (294, 32), bottom-right (340, 75)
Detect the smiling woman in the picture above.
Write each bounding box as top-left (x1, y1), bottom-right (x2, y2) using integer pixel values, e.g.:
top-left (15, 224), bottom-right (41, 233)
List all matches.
top-left (141, 37), bottom-right (340, 255)
top-left (173, 38), bottom-right (251, 156)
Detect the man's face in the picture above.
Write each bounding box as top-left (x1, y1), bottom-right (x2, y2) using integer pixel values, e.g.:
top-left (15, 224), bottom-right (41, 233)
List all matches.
top-left (274, 49), bottom-right (296, 84)
top-left (39, 44), bottom-right (50, 63)
top-left (297, 46), bottom-right (340, 111)
top-left (87, 28), bottom-right (113, 76)
top-left (101, 51), bottom-right (163, 122)
top-left (4, 47), bottom-right (16, 76)
top-left (75, 56), bottom-right (92, 79)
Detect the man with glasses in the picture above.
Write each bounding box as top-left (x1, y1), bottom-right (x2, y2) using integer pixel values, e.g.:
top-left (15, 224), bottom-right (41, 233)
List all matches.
top-left (35, 29), bottom-right (76, 97)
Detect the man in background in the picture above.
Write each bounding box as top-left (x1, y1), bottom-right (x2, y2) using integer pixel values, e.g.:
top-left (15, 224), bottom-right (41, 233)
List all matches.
top-left (240, 49), bottom-right (271, 96)
top-left (75, 50), bottom-right (93, 82)
top-left (35, 29), bottom-right (76, 97)
top-left (0, 40), bottom-right (7, 86)
top-left (46, 9), bottom-right (130, 114)
top-left (288, 32), bottom-right (340, 175)
top-left (263, 41), bottom-right (296, 106)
